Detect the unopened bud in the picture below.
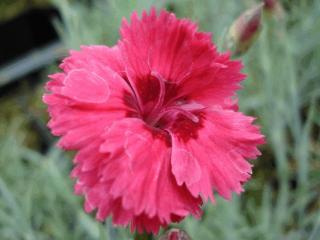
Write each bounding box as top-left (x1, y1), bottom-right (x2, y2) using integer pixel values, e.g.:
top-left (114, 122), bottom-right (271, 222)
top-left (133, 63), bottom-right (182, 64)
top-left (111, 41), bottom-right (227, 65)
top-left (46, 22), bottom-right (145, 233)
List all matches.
top-left (226, 4), bottom-right (263, 56)
top-left (263, 0), bottom-right (285, 19)
top-left (158, 228), bottom-right (191, 240)
top-left (264, 0), bottom-right (277, 10)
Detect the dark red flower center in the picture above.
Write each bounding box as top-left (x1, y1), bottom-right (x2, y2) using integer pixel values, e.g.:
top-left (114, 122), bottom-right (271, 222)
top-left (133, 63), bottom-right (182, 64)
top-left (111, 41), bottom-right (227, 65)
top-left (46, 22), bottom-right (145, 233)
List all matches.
top-left (124, 72), bottom-right (205, 142)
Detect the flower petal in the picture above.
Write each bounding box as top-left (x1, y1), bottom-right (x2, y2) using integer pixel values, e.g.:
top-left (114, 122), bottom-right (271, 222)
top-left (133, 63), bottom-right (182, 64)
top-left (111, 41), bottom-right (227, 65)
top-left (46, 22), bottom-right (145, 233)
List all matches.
top-left (44, 57), bottom-right (137, 150)
top-left (168, 108), bottom-right (265, 201)
top-left (60, 45), bottom-right (125, 76)
top-left (61, 69), bottom-right (110, 103)
top-left (120, 8), bottom-right (196, 83)
top-left (99, 118), bottom-right (202, 223)
top-left (178, 42), bottom-right (245, 106)
top-left (120, 9), bottom-right (244, 107)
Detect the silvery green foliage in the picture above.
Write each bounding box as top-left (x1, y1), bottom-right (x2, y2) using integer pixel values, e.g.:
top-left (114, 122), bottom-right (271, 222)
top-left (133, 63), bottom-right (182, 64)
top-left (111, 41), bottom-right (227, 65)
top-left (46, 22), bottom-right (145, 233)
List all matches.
top-left (52, 0), bottom-right (164, 48)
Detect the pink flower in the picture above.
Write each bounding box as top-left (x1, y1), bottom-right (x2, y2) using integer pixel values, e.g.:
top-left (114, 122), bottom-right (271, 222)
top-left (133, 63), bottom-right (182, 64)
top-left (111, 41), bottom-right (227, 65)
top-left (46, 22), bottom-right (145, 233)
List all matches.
top-left (43, 8), bottom-right (265, 234)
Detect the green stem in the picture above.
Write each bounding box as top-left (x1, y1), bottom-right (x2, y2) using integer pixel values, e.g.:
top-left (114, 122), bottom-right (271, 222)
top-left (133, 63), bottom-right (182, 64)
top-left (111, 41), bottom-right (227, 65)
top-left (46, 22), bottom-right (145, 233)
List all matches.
top-left (134, 232), bottom-right (153, 240)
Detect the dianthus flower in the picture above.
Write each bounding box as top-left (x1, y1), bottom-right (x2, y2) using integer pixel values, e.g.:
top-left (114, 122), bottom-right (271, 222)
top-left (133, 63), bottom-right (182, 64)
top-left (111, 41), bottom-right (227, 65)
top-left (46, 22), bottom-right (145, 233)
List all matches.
top-left (43, 8), bottom-right (265, 234)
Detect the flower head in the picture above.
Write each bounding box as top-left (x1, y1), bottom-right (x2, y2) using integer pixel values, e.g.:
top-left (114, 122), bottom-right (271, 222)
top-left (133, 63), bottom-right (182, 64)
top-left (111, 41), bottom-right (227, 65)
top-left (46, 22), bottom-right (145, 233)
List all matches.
top-left (43, 8), bottom-right (264, 234)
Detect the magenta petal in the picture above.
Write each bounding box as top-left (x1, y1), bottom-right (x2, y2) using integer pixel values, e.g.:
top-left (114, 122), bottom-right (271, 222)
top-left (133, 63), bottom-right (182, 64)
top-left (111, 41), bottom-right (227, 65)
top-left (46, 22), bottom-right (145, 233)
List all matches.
top-left (100, 118), bottom-right (202, 225)
top-left (60, 45), bottom-right (125, 75)
top-left (45, 54), bottom-right (136, 151)
top-left (119, 9), bottom-right (244, 107)
top-left (61, 69), bottom-right (110, 103)
top-left (179, 52), bottom-right (245, 107)
top-left (170, 148), bottom-right (202, 186)
top-left (119, 8), bottom-right (195, 83)
top-left (169, 108), bottom-right (265, 201)
top-left (72, 118), bottom-right (202, 234)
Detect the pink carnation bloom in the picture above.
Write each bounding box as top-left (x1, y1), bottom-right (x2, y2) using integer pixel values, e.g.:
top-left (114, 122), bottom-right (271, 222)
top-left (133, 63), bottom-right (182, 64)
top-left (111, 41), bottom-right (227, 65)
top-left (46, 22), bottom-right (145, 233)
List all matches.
top-left (43, 8), bottom-right (265, 234)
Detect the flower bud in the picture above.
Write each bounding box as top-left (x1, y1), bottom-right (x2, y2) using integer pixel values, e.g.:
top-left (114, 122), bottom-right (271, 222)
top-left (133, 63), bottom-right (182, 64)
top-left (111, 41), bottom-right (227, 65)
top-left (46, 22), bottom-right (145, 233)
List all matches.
top-left (158, 228), bottom-right (191, 240)
top-left (263, 0), bottom-right (285, 19)
top-left (226, 4), bottom-right (263, 56)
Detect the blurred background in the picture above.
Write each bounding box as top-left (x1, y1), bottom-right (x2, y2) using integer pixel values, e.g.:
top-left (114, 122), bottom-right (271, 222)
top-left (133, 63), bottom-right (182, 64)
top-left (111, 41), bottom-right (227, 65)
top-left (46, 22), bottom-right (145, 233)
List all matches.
top-left (0, 0), bottom-right (319, 239)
